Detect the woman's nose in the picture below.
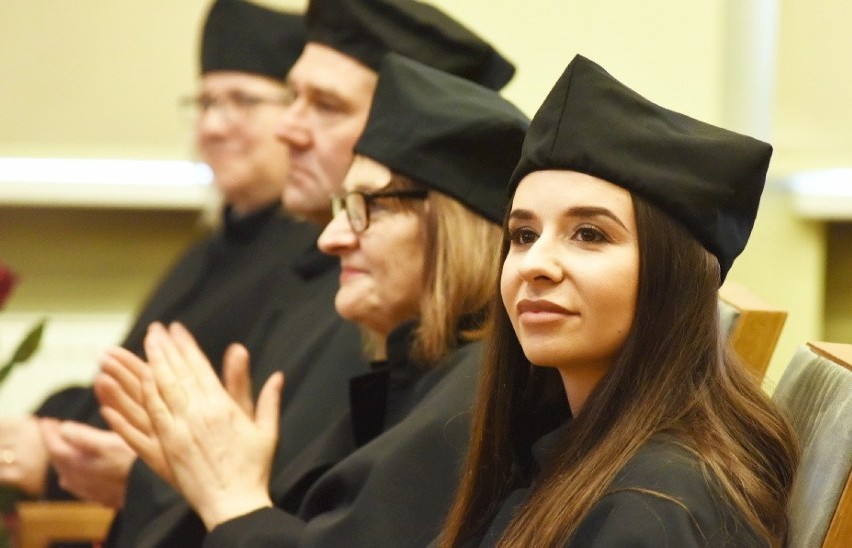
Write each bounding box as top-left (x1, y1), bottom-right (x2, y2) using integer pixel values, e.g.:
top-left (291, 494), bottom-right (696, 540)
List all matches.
top-left (517, 237), bottom-right (564, 283)
top-left (318, 209), bottom-right (358, 256)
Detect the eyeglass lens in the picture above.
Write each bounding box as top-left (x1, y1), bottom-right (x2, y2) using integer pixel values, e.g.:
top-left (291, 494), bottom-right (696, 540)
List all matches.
top-left (344, 193), bottom-right (368, 232)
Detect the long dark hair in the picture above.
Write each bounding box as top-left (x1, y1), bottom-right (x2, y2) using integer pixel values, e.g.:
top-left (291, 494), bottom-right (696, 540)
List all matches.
top-left (441, 194), bottom-right (798, 546)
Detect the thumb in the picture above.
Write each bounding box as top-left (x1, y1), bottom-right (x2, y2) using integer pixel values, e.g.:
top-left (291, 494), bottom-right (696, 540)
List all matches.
top-left (57, 421), bottom-right (112, 455)
top-left (39, 418), bottom-right (68, 452)
top-left (223, 343), bottom-right (253, 415)
top-left (254, 372), bottom-right (284, 438)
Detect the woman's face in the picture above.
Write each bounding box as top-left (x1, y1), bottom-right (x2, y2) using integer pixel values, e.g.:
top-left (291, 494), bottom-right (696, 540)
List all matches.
top-left (318, 156), bottom-right (426, 335)
top-left (195, 71), bottom-right (291, 213)
top-left (501, 170), bottom-right (639, 381)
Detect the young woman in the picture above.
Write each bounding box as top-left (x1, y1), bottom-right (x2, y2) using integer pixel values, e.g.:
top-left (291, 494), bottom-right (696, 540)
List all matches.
top-left (96, 53), bottom-right (529, 546)
top-left (441, 54), bottom-right (798, 547)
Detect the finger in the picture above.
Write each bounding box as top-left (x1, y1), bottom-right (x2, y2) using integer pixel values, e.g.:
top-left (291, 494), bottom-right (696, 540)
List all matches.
top-left (168, 322), bottom-right (224, 396)
top-left (100, 405), bottom-right (172, 487)
top-left (99, 406), bottom-right (152, 459)
top-left (223, 343), bottom-right (253, 415)
top-left (144, 324), bottom-right (190, 415)
top-left (141, 368), bottom-right (180, 447)
top-left (139, 369), bottom-right (191, 491)
top-left (57, 421), bottom-right (113, 455)
top-left (101, 346), bottom-right (148, 394)
top-left (99, 353), bottom-right (143, 405)
top-left (94, 374), bottom-right (153, 437)
top-left (255, 372), bottom-right (285, 437)
top-left (39, 419), bottom-right (75, 459)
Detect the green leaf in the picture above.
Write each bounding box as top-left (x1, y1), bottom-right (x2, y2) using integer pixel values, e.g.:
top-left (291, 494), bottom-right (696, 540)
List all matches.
top-left (0, 319), bottom-right (46, 385)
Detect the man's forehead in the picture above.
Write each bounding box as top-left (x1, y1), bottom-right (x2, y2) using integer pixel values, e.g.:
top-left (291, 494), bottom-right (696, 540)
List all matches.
top-left (200, 71), bottom-right (281, 91)
top-left (288, 42), bottom-right (377, 93)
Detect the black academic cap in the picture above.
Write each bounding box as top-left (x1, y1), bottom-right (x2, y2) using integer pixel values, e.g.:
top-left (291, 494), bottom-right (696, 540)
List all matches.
top-left (510, 54), bottom-right (772, 282)
top-left (201, 0), bottom-right (306, 79)
top-left (354, 53), bottom-right (529, 224)
top-left (305, 0), bottom-right (514, 90)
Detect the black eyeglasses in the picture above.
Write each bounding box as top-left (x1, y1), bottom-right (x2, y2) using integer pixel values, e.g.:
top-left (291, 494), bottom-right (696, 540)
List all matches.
top-left (330, 189), bottom-right (428, 233)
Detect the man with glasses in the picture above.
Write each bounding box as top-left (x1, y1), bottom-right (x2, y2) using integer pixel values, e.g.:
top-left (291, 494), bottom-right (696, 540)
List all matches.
top-left (0, 0), bottom-right (365, 537)
top-left (275, 0), bottom-right (513, 232)
top-left (105, 0), bottom-right (517, 544)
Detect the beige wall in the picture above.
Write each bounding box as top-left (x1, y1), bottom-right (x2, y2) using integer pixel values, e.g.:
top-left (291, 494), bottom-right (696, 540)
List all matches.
top-left (1, 0), bottom-right (850, 410)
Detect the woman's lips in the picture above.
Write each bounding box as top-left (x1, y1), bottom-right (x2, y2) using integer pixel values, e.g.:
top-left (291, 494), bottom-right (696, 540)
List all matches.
top-left (515, 299), bottom-right (577, 324)
top-left (339, 265), bottom-right (366, 283)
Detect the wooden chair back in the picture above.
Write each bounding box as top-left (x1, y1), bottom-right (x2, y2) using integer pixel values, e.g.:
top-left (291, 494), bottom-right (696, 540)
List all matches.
top-left (718, 281), bottom-right (787, 379)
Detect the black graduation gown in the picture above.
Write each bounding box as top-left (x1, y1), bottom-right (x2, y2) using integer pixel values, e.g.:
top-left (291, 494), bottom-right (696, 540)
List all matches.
top-left (34, 203), bottom-right (326, 499)
top-left (189, 322), bottom-right (482, 547)
top-left (105, 232), bottom-right (368, 547)
top-left (475, 429), bottom-right (766, 547)
top-left (36, 203), bottom-right (317, 422)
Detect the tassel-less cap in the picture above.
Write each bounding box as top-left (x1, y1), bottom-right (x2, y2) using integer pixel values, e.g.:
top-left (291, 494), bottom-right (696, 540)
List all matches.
top-left (305, 0), bottom-right (514, 91)
top-left (201, 0), bottom-right (306, 79)
top-left (510, 54), bottom-right (772, 282)
top-left (354, 53), bottom-right (529, 224)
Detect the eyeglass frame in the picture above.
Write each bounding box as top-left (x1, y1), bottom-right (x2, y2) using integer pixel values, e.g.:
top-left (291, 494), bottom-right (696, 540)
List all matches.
top-left (179, 90), bottom-right (292, 124)
top-left (330, 189), bottom-right (429, 233)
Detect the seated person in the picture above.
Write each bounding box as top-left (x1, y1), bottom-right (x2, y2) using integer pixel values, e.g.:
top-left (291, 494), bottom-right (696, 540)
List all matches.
top-left (0, 0), bottom-right (364, 521)
top-left (439, 54), bottom-right (799, 547)
top-left (96, 52), bottom-right (530, 546)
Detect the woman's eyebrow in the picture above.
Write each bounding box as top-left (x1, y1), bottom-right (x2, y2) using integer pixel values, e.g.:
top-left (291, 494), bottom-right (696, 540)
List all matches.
top-left (507, 209), bottom-right (535, 221)
top-left (508, 205), bottom-right (628, 231)
top-left (564, 206), bottom-right (629, 230)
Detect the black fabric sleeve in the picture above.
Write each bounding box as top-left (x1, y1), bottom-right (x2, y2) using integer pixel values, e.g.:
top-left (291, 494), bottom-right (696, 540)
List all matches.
top-left (205, 507), bottom-right (306, 547)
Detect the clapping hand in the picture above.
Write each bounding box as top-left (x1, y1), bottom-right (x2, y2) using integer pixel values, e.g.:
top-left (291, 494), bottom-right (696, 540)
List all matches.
top-left (96, 322), bottom-right (283, 529)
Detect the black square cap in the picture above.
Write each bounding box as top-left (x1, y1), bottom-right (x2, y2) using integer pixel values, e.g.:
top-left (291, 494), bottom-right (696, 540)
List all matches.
top-left (305, 0), bottom-right (514, 90)
top-left (354, 53), bottom-right (529, 224)
top-left (510, 54), bottom-right (772, 282)
top-left (201, 0), bottom-right (306, 79)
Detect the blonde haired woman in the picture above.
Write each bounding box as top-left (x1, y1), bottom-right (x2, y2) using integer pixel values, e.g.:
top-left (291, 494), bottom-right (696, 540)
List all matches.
top-left (97, 53), bottom-right (529, 546)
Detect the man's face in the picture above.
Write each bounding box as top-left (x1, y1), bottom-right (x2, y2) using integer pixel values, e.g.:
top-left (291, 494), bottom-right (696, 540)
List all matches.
top-left (277, 43), bottom-right (378, 225)
top-left (195, 71), bottom-right (290, 213)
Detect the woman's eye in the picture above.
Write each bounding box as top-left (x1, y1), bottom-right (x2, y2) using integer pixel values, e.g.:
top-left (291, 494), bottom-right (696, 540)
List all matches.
top-left (573, 226), bottom-right (607, 243)
top-left (508, 227), bottom-right (538, 245)
top-left (368, 201), bottom-right (390, 215)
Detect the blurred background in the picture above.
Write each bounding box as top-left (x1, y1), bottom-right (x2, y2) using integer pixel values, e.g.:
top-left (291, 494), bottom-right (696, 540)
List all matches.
top-left (1, 0), bottom-right (849, 413)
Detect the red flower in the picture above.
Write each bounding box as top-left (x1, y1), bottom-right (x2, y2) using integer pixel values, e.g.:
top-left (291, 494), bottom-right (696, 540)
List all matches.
top-left (0, 262), bottom-right (19, 311)
top-left (0, 262), bottom-right (44, 390)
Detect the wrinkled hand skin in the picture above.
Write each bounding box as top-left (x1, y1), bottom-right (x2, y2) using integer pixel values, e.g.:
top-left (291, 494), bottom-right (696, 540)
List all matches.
top-left (98, 321), bottom-right (282, 530)
top-left (96, 344), bottom-right (174, 488)
top-left (40, 419), bottom-right (136, 509)
top-left (0, 415), bottom-right (49, 497)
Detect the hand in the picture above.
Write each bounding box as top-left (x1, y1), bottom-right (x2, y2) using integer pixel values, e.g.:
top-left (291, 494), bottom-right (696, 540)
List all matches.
top-left (0, 415), bottom-right (49, 496)
top-left (96, 345), bottom-right (173, 486)
top-left (132, 322), bottom-right (282, 529)
top-left (40, 419), bottom-right (136, 509)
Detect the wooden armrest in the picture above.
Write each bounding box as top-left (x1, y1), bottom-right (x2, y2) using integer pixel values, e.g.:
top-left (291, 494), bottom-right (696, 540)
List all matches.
top-left (13, 501), bottom-right (114, 548)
